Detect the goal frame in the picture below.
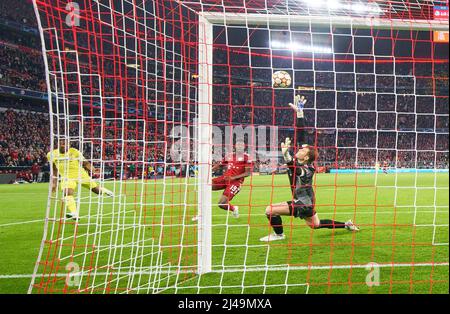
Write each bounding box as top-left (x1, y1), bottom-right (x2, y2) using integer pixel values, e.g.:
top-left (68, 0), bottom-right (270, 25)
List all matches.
top-left (200, 12), bottom-right (449, 30)
top-left (197, 15), bottom-right (214, 274)
top-left (195, 10), bottom-right (449, 275)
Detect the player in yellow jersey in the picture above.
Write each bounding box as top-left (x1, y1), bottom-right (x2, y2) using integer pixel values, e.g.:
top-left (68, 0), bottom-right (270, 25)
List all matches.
top-left (47, 139), bottom-right (114, 220)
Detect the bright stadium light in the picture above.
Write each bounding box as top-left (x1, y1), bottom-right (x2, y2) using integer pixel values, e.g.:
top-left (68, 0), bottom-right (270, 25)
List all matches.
top-left (351, 3), bottom-right (367, 14)
top-left (326, 0), bottom-right (340, 10)
top-left (299, 0), bottom-right (383, 16)
top-left (270, 40), bottom-right (333, 53)
top-left (367, 2), bottom-right (383, 15)
top-left (347, 1), bottom-right (383, 15)
top-left (301, 0), bottom-right (323, 8)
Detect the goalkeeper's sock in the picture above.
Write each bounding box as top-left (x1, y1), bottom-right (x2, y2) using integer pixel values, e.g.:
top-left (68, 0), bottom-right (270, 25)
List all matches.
top-left (268, 215), bottom-right (284, 235)
top-left (318, 219), bottom-right (346, 229)
top-left (64, 195), bottom-right (77, 214)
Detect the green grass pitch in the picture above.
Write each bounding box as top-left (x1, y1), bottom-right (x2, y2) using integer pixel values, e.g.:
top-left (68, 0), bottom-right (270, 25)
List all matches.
top-left (0, 172), bottom-right (448, 294)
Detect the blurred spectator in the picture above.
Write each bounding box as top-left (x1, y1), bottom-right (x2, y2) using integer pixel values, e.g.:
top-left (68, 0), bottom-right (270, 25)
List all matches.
top-left (0, 1), bottom-right (38, 28)
top-left (0, 109), bottom-right (49, 168)
top-left (31, 162), bottom-right (41, 182)
top-left (0, 44), bottom-right (45, 91)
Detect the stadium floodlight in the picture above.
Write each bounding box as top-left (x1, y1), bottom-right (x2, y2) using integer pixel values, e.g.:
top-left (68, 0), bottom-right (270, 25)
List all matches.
top-left (300, 0), bottom-right (382, 15)
top-left (350, 3), bottom-right (367, 14)
top-left (326, 0), bottom-right (341, 10)
top-left (367, 2), bottom-right (383, 15)
top-left (343, 1), bottom-right (383, 15)
top-left (301, 0), bottom-right (323, 8)
top-left (270, 40), bottom-right (333, 53)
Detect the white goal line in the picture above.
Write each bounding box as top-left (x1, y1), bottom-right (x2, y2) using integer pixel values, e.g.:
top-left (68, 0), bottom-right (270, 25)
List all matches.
top-left (2, 262), bottom-right (448, 279)
top-left (1, 209), bottom-right (448, 228)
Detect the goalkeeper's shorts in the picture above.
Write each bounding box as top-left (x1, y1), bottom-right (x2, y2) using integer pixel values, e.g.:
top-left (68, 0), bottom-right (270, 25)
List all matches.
top-left (287, 199), bottom-right (316, 219)
top-left (60, 173), bottom-right (98, 191)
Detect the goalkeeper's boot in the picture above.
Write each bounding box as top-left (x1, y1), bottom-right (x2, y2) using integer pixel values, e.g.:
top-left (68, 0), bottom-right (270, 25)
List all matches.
top-left (259, 233), bottom-right (286, 242)
top-left (345, 220), bottom-right (360, 232)
top-left (232, 206), bottom-right (239, 218)
top-left (66, 212), bottom-right (80, 221)
top-left (101, 187), bottom-right (115, 198)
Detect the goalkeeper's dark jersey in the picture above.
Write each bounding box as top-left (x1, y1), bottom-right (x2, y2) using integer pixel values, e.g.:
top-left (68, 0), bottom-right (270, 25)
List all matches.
top-left (285, 114), bottom-right (316, 206)
top-left (287, 161), bottom-right (315, 206)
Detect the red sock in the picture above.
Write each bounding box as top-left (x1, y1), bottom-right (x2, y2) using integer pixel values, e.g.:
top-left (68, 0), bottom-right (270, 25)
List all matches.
top-left (227, 204), bottom-right (235, 212)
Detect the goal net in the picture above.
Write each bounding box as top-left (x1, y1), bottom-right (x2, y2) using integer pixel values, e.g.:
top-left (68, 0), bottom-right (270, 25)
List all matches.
top-left (30, 0), bottom-right (448, 294)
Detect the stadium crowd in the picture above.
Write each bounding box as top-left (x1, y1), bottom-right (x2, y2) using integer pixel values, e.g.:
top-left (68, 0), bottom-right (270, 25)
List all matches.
top-left (0, 1), bottom-right (37, 28)
top-left (0, 44), bottom-right (46, 91)
top-left (0, 106), bottom-right (447, 181)
top-left (0, 109), bottom-right (49, 167)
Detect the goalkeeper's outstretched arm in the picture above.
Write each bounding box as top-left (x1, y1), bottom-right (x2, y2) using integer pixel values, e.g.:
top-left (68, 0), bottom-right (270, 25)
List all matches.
top-left (280, 137), bottom-right (295, 196)
top-left (288, 94), bottom-right (307, 148)
top-left (283, 94), bottom-right (308, 196)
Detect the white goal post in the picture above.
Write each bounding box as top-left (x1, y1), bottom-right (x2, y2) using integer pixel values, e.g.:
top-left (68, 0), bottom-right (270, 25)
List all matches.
top-left (195, 9), bottom-right (449, 275)
top-left (197, 15), bottom-right (214, 274)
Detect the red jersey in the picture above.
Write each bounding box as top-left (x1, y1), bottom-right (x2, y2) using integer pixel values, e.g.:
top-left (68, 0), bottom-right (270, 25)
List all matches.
top-left (222, 153), bottom-right (252, 182)
top-left (31, 164), bottom-right (41, 174)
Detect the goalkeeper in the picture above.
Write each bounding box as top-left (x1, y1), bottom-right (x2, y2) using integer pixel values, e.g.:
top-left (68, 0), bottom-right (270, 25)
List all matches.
top-left (260, 95), bottom-right (359, 242)
top-left (47, 139), bottom-right (114, 220)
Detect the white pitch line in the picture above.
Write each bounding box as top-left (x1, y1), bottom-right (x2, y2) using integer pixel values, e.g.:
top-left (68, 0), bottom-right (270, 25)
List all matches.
top-left (0, 219), bottom-right (45, 227)
top-left (1, 262), bottom-right (448, 279)
top-left (0, 210), bottom-right (448, 228)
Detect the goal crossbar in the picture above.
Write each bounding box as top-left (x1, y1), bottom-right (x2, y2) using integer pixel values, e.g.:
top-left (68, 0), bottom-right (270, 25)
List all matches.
top-left (199, 12), bottom-right (449, 30)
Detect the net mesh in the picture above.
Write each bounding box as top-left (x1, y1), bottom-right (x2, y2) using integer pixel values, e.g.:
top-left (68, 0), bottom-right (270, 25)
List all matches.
top-left (30, 0), bottom-right (448, 294)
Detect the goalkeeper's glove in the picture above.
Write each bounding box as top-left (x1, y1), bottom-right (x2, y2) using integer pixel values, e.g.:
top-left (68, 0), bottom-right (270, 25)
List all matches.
top-left (288, 95), bottom-right (306, 118)
top-left (281, 137), bottom-right (293, 163)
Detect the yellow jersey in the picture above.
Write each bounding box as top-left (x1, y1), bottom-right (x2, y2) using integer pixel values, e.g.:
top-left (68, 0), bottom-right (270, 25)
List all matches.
top-left (47, 147), bottom-right (88, 179)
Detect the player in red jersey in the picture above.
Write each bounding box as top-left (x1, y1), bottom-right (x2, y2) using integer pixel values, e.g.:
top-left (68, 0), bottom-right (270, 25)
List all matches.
top-left (212, 142), bottom-right (252, 218)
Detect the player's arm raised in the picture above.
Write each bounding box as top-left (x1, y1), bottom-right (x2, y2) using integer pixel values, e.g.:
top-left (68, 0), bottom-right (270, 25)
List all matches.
top-left (289, 94), bottom-right (307, 147)
top-left (286, 94), bottom-right (308, 196)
